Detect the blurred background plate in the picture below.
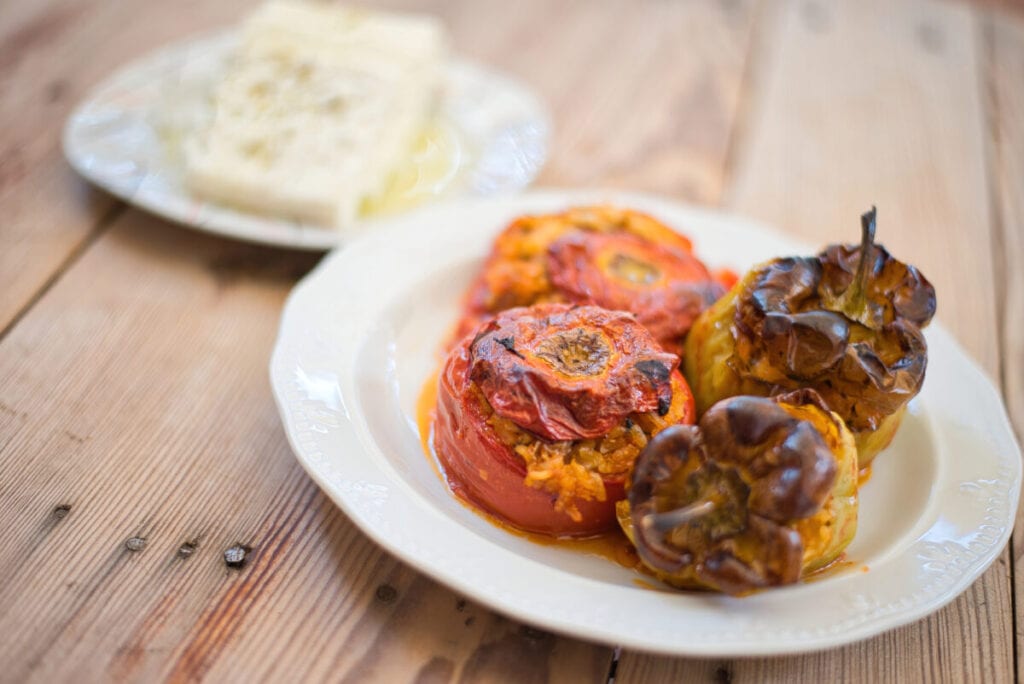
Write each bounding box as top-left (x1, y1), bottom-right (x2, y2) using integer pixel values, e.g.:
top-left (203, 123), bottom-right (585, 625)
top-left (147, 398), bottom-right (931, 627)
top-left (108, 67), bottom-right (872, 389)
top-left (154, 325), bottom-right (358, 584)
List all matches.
top-left (62, 31), bottom-right (551, 250)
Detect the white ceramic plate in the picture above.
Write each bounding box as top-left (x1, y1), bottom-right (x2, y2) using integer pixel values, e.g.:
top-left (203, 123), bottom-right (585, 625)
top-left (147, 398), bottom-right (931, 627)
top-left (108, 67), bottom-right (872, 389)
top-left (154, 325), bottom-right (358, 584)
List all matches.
top-left (269, 190), bottom-right (1021, 656)
top-left (62, 32), bottom-right (550, 250)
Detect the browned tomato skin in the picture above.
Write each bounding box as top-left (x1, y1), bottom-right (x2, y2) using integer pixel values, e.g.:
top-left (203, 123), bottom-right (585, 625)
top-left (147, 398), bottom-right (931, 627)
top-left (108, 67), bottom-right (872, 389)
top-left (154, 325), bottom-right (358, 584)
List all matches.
top-left (468, 304), bottom-right (679, 441)
top-left (546, 232), bottom-right (722, 356)
top-left (452, 206), bottom-right (721, 352)
top-left (434, 306), bottom-right (697, 537)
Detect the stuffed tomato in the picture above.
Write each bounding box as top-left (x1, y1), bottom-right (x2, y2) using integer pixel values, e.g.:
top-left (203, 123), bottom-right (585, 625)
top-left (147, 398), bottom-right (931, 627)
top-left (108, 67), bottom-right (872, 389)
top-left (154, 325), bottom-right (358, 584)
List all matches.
top-left (457, 206), bottom-right (725, 355)
top-left (435, 303), bottom-right (696, 536)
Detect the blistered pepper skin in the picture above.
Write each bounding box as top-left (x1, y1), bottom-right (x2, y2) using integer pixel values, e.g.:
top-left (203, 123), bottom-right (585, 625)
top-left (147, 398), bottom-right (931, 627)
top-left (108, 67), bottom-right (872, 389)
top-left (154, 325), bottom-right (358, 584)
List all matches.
top-left (684, 211), bottom-right (935, 466)
top-left (619, 391), bottom-right (858, 595)
top-left (684, 284), bottom-right (763, 416)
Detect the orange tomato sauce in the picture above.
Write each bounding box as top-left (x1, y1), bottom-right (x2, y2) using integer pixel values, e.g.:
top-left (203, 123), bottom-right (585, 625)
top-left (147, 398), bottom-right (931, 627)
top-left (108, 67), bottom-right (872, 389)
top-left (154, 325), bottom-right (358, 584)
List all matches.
top-left (417, 370), bottom-right (866, 584)
top-left (418, 370), bottom-right (644, 571)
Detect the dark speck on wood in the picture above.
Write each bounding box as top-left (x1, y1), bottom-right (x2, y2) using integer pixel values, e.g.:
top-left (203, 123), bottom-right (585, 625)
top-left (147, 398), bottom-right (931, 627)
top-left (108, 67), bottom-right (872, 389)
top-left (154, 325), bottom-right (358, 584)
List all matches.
top-left (46, 79), bottom-right (68, 103)
top-left (916, 22), bottom-right (944, 54)
top-left (52, 504), bottom-right (71, 520)
top-left (177, 541), bottom-right (198, 559)
top-left (375, 584), bottom-right (398, 603)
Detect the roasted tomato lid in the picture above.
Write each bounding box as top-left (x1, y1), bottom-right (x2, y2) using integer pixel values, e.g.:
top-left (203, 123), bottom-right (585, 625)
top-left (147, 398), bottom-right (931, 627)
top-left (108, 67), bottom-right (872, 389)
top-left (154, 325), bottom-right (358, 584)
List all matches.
top-left (469, 303), bottom-right (679, 441)
top-left (547, 231), bottom-right (722, 346)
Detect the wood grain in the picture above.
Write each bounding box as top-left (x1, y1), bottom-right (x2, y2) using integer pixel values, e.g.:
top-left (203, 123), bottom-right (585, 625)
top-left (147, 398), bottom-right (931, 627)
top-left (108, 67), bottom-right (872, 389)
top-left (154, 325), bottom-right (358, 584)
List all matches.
top-left (0, 0), bottom-right (264, 335)
top-left (385, 0), bottom-right (761, 203)
top-left (0, 213), bottom-right (609, 683)
top-left (985, 8), bottom-right (1024, 669)
top-left (525, 0), bottom-right (761, 202)
top-left (617, 0), bottom-right (1013, 681)
top-left (0, 0), bottom-right (763, 681)
top-left (0, 0), bottom-right (758, 330)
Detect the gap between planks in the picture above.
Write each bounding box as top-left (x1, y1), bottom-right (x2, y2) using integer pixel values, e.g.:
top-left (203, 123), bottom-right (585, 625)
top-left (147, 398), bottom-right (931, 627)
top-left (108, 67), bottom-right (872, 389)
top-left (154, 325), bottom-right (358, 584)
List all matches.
top-left (978, 12), bottom-right (1018, 680)
top-left (981, 7), bottom-right (1024, 680)
top-left (0, 202), bottom-right (124, 343)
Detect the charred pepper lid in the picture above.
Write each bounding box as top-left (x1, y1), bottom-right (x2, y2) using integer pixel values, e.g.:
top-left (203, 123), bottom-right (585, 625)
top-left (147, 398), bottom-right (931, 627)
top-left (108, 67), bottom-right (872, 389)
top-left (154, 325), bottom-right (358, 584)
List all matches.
top-left (627, 391), bottom-right (839, 595)
top-left (734, 208), bottom-right (937, 431)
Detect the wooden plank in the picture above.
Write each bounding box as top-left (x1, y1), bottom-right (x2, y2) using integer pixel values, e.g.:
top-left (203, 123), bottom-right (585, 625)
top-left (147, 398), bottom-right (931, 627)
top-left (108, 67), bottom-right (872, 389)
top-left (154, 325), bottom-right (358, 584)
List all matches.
top-left (0, 0), bottom-right (756, 330)
top-left (962, 0), bottom-right (1024, 17)
top-left (726, 0), bottom-right (1001, 371)
top-left (985, 8), bottom-right (1024, 672)
top-left (305, 0), bottom-right (760, 203)
top-left (0, 0), bottom-right (257, 334)
top-left (617, 0), bottom-right (1013, 681)
top-left (521, 0), bottom-right (763, 202)
top-left (0, 0), bottom-right (762, 680)
top-left (0, 212), bottom-right (610, 683)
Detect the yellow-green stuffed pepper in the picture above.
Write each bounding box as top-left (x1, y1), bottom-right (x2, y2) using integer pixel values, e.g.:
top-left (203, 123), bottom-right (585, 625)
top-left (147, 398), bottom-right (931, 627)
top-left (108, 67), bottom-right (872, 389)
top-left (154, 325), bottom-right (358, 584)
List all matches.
top-left (684, 208), bottom-right (935, 466)
top-left (617, 390), bottom-right (857, 595)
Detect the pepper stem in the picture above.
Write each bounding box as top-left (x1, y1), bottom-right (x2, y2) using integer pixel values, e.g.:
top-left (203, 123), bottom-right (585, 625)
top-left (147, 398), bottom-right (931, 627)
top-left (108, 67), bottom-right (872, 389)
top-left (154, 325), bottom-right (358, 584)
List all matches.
top-left (833, 206), bottom-right (877, 324)
top-left (641, 499), bottom-right (716, 535)
top-left (850, 206), bottom-right (876, 301)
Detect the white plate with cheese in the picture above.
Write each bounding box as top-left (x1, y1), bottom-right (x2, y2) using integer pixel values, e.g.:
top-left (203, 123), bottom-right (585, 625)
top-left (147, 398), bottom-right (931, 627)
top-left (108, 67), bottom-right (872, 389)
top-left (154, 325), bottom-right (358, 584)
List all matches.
top-left (63, 4), bottom-right (550, 250)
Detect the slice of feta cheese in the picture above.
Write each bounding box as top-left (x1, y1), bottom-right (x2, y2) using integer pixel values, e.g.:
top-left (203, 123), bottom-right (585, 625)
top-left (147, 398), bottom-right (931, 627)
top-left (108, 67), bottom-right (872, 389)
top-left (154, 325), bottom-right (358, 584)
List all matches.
top-left (185, 2), bottom-right (446, 228)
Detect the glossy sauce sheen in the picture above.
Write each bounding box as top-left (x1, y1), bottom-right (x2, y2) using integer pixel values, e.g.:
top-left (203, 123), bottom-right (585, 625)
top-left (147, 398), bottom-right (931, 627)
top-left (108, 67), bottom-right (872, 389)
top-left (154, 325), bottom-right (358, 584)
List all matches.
top-left (802, 558), bottom-right (870, 583)
top-left (417, 371), bottom-right (646, 571)
top-left (416, 370), bottom-right (864, 584)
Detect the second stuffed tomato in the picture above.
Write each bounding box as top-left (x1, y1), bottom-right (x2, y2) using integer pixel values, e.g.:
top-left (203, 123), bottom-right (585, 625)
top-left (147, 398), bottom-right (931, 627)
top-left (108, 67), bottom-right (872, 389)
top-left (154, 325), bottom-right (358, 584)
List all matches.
top-left (434, 303), bottom-right (696, 537)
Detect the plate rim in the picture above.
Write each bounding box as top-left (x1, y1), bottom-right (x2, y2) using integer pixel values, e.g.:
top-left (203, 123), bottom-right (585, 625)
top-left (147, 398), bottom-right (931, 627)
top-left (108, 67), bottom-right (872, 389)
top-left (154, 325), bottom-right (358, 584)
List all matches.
top-left (269, 189), bottom-right (1022, 656)
top-left (62, 29), bottom-right (552, 251)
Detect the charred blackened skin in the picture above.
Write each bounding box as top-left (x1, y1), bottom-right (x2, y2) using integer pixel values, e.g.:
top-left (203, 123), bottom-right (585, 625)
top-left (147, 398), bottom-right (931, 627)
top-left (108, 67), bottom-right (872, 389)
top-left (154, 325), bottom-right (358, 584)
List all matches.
top-left (735, 208), bottom-right (936, 431)
top-left (495, 337), bottom-right (524, 359)
top-left (469, 303), bottom-right (679, 441)
top-left (657, 397), bottom-right (671, 417)
top-left (636, 359), bottom-right (671, 383)
top-left (628, 393), bottom-right (837, 595)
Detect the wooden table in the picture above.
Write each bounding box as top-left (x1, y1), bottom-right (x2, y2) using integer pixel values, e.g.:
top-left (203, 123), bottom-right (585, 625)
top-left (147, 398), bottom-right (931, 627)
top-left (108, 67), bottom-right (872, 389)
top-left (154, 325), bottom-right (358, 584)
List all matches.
top-left (2, 0), bottom-right (1022, 681)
